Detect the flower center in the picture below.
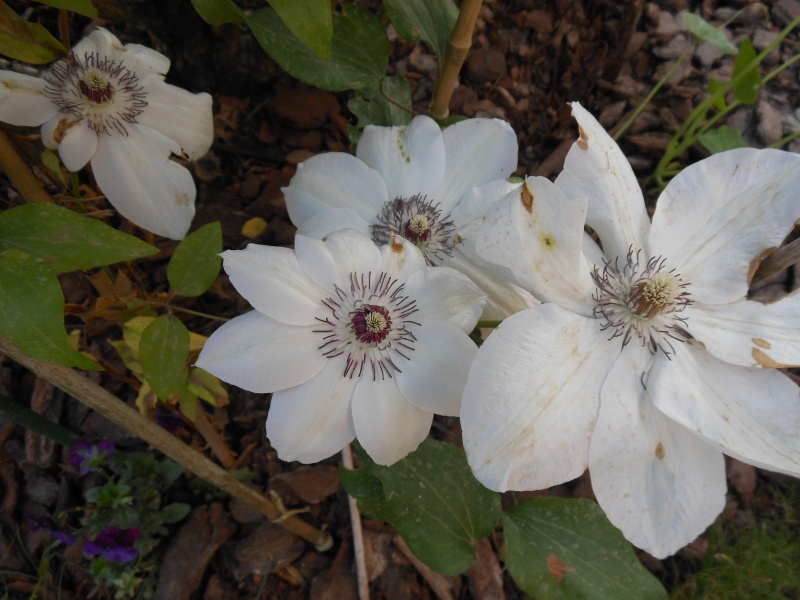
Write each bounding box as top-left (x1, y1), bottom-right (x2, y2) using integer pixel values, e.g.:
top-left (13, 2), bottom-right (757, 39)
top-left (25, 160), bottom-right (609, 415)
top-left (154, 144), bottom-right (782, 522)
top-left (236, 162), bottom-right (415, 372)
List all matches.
top-left (591, 249), bottom-right (692, 356)
top-left (372, 194), bottom-right (456, 266)
top-left (314, 272), bottom-right (420, 379)
top-left (44, 51), bottom-right (148, 135)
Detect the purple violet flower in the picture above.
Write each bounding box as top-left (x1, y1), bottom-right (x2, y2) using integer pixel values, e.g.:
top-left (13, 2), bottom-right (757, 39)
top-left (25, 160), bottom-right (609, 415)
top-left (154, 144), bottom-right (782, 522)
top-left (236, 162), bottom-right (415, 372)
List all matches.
top-left (68, 439), bottom-right (115, 476)
top-left (26, 515), bottom-right (76, 545)
top-left (83, 526), bottom-right (140, 563)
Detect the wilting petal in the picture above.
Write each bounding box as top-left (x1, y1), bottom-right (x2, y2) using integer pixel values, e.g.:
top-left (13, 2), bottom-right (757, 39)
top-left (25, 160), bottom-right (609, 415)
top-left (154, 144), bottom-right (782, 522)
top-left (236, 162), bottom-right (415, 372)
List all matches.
top-left (221, 244), bottom-right (324, 326)
top-left (686, 290), bottom-right (800, 368)
top-left (462, 304), bottom-right (616, 492)
top-left (555, 102), bottom-right (651, 260)
top-left (284, 152), bottom-right (389, 227)
top-left (379, 234), bottom-right (426, 282)
top-left (55, 122), bottom-right (98, 171)
top-left (649, 341), bottom-right (800, 476)
top-left (295, 207), bottom-right (372, 240)
top-left (396, 321), bottom-right (477, 416)
top-left (294, 231), bottom-right (382, 293)
top-left (356, 115), bottom-right (445, 199)
top-left (649, 148), bottom-right (800, 305)
top-left (41, 114), bottom-right (80, 150)
top-left (476, 176), bottom-right (596, 316)
top-left (137, 77), bottom-right (213, 160)
top-left (91, 125), bottom-right (195, 239)
top-left (404, 267), bottom-right (486, 332)
top-left (590, 346), bottom-right (726, 559)
top-left (352, 377), bottom-right (431, 466)
top-left (432, 118), bottom-right (518, 212)
top-left (267, 360), bottom-right (357, 463)
top-left (195, 311), bottom-right (325, 393)
top-left (0, 71), bottom-right (55, 126)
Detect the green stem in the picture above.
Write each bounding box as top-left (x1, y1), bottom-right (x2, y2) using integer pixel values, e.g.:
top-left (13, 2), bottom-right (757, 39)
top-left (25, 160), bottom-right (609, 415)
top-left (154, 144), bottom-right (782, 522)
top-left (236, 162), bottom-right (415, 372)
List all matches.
top-left (476, 320), bottom-right (502, 329)
top-left (139, 300), bottom-right (230, 323)
top-left (769, 127), bottom-right (800, 149)
top-left (0, 394), bottom-right (81, 446)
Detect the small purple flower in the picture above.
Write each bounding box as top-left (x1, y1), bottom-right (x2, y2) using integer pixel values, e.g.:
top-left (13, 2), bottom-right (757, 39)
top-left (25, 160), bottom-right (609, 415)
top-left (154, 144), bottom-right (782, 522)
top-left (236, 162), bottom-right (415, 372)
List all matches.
top-left (26, 515), bottom-right (76, 545)
top-left (83, 526), bottom-right (140, 563)
top-left (68, 439), bottom-right (115, 476)
top-left (154, 411), bottom-right (185, 435)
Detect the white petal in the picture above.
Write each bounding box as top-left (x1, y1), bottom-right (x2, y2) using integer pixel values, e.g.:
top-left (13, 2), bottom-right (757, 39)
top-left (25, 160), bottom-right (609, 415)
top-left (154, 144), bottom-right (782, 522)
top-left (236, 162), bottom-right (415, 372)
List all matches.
top-left (555, 102), bottom-right (650, 260)
top-left (283, 152), bottom-right (389, 227)
top-left (0, 71), bottom-right (55, 126)
top-left (123, 43), bottom-right (171, 75)
top-left (441, 248), bottom-right (539, 322)
top-left (404, 266), bottom-right (486, 332)
top-left (356, 115), bottom-right (445, 199)
top-left (649, 148), bottom-right (800, 304)
top-left (449, 178), bottom-right (521, 242)
top-left (431, 118), bottom-right (518, 212)
top-left (41, 114), bottom-right (80, 150)
top-left (476, 176), bottom-right (596, 316)
top-left (379, 234), bottom-right (426, 282)
top-left (352, 377), bottom-right (431, 466)
top-left (649, 341), bottom-right (800, 476)
top-left (267, 360), bottom-right (356, 463)
top-left (294, 230), bottom-right (382, 293)
top-left (590, 346), bottom-right (726, 559)
top-left (462, 304), bottom-right (616, 492)
top-left (91, 126), bottom-right (195, 239)
top-left (137, 77), bottom-right (213, 160)
top-left (396, 321), bottom-right (477, 416)
top-left (71, 27), bottom-right (112, 57)
top-left (221, 244), bottom-right (324, 326)
top-left (295, 207), bottom-right (372, 240)
top-left (195, 311), bottom-right (325, 393)
top-left (686, 290), bottom-right (800, 368)
top-left (56, 122), bottom-right (98, 171)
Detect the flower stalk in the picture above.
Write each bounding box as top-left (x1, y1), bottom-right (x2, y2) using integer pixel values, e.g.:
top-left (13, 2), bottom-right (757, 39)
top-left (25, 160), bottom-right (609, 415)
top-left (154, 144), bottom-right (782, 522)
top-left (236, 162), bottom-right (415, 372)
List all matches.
top-left (0, 334), bottom-right (333, 551)
top-left (0, 128), bottom-right (54, 204)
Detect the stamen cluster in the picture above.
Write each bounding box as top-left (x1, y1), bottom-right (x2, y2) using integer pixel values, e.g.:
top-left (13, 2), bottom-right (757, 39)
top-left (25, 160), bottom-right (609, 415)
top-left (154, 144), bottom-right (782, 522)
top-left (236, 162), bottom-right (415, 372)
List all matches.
top-left (591, 248), bottom-right (692, 356)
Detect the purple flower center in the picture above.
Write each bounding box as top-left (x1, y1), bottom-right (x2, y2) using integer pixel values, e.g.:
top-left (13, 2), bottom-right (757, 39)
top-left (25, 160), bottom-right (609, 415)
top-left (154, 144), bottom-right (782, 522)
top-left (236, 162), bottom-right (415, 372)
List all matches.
top-left (351, 304), bottom-right (392, 344)
top-left (372, 195), bottom-right (455, 265)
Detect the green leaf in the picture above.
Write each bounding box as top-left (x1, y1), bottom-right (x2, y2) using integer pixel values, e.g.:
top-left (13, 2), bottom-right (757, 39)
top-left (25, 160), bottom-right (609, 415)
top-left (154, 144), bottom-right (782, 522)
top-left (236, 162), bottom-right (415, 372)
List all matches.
top-left (732, 38), bottom-right (762, 105)
top-left (340, 438), bottom-right (501, 575)
top-left (246, 4), bottom-right (388, 92)
top-left (189, 0), bottom-right (245, 25)
top-left (707, 78), bottom-right (727, 111)
top-left (267, 0), bottom-right (332, 61)
top-left (161, 502), bottom-right (191, 524)
top-left (167, 221), bottom-right (222, 297)
top-left (682, 13), bottom-right (737, 55)
top-left (0, 249), bottom-right (99, 369)
top-left (503, 498), bottom-right (668, 599)
top-left (698, 125), bottom-right (749, 154)
top-left (139, 315), bottom-right (190, 401)
top-left (0, 203), bottom-right (158, 273)
top-left (35, 0), bottom-right (98, 19)
top-left (0, 1), bottom-right (65, 63)
top-left (384, 0), bottom-right (458, 62)
top-left (348, 75), bottom-right (412, 143)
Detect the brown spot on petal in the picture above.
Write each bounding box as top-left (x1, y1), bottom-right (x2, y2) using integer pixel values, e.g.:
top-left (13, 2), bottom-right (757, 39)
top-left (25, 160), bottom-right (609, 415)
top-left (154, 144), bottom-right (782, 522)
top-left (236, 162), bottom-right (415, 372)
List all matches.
top-left (752, 348), bottom-right (790, 368)
top-left (546, 553), bottom-right (574, 582)
top-left (752, 338), bottom-right (771, 349)
top-left (540, 233), bottom-right (555, 249)
top-left (577, 125), bottom-right (589, 150)
top-left (453, 233), bottom-right (463, 245)
top-left (655, 441), bottom-right (665, 460)
top-left (175, 190), bottom-right (190, 207)
top-left (520, 183), bottom-right (533, 213)
top-left (52, 117), bottom-right (78, 144)
top-left (390, 234), bottom-right (404, 253)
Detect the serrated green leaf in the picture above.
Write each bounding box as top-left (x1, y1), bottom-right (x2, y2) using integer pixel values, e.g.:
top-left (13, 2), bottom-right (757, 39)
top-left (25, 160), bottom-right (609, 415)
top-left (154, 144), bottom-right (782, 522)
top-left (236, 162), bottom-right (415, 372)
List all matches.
top-left (504, 498), bottom-right (668, 600)
top-left (698, 125), bottom-right (749, 154)
top-left (0, 1), bottom-right (65, 63)
top-left (35, 0), bottom-right (98, 19)
top-left (384, 0), bottom-right (458, 62)
top-left (341, 439), bottom-right (501, 575)
top-left (139, 315), bottom-right (190, 401)
top-left (246, 5), bottom-right (388, 92)
top-left (167, 221), bottom-right (222, 297)
top-left (267, 0), bottom-right (332, 61)
top-left (682, 13), bottom-right (737, 55)
top-left (348, 75), bottom-right (412, 142)
top-left (189, 0), bottom-right (244, 25)
top-left (0, 203), bottom-right (158, 273)
top-left (732, 38), bottom-right (762, 105)
top-left (0, 249), bottom-right (99, 369)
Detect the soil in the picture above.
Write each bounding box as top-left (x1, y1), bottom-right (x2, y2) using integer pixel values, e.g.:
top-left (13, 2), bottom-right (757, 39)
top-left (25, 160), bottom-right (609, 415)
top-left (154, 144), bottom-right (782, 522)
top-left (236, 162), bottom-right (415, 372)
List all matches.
top-left (1, 0), bottom-right (800, 598)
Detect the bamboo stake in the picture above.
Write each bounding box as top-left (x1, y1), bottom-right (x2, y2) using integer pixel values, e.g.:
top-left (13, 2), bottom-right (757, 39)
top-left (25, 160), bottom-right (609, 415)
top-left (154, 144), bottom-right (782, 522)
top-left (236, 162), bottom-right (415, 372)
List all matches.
top-left (0, 335), bottom-right (333, 551)
top-left (429, 0), bottom-right (483, 120)
top-left (0, 128), bottom-right (53, 204)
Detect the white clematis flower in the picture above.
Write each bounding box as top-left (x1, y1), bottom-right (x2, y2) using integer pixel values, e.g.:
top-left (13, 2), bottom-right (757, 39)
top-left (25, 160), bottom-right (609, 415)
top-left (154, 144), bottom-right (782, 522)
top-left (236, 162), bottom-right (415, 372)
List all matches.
top-left (0, 28), bottom-right (213, 240)
top-left (461, 102), bottom-right (800, 558)
top-left (283, 115), bottom-right (537, 321)
top-left (196, 229), bottom-right (486, 466)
